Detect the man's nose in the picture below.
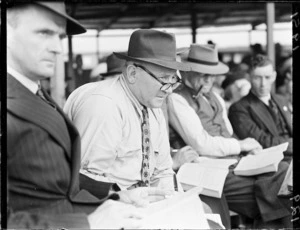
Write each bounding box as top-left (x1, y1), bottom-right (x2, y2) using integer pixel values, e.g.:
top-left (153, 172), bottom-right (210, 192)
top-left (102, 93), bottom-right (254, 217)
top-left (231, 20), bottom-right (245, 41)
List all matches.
top-left (48, 36), bottom-right (63, 54)
top-left (260, 78), bottom-right (266, 87)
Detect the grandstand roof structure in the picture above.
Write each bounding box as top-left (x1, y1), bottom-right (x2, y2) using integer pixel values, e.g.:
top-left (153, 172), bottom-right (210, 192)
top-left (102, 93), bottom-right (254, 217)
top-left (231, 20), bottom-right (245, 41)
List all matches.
top-left (66, 3), bottom-right (292, 32)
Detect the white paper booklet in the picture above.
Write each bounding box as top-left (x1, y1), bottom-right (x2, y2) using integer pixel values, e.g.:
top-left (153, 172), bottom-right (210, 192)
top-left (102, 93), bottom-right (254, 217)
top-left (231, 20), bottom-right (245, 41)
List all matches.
top-left (138, 187), bottom-right (212, 229)
top-left (234, 142), bottom-right (288, 176)
top-left (176, 158), bottom-right (237, 198)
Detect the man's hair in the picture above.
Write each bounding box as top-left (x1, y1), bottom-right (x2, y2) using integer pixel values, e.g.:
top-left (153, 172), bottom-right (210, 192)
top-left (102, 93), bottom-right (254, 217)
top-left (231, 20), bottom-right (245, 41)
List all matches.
top-left (250, 54), bottom-right (273, 72)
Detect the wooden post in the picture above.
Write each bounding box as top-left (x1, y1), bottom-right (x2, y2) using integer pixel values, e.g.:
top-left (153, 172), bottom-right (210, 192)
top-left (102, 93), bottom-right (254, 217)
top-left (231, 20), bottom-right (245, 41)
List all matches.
top-left (266, 3), bottom-right (275, 93)
top-left (266, 3), bottom-right (275, 65)
top-left (191, 6), bottom-right (197, 43)
top-left (52, 53), bottom-right (65, 107)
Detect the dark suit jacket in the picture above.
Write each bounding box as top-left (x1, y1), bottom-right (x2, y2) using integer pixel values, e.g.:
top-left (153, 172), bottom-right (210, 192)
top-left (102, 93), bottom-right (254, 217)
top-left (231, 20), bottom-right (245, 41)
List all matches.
top-left (6, 74), bottom-right (113, 228)
top-left (228, 91), bottom-right (292, 154)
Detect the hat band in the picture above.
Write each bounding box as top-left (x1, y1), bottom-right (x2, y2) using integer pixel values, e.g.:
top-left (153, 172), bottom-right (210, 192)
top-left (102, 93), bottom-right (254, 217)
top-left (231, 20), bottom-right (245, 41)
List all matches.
top-left (187, 57), bottom-right (218, 66)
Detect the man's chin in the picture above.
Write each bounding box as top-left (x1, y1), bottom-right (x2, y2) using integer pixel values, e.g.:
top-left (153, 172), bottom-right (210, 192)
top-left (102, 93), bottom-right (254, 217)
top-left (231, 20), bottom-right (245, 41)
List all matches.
top-left (149, 98), bottom-right (165, 108)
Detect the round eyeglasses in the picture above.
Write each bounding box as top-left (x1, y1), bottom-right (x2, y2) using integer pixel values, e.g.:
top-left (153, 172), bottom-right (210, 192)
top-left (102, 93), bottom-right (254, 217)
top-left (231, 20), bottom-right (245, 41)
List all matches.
top-left (134, 64), bottom-right (182, 91)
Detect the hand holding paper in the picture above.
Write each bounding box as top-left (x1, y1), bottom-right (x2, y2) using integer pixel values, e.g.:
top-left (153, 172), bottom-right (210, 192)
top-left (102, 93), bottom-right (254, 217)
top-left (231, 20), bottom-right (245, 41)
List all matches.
top-left (118, 187), bottom-right (175, 207)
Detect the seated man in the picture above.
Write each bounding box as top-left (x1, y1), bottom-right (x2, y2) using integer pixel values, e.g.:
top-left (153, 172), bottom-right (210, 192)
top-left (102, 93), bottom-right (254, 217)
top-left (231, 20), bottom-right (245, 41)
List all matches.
top-left (167, 44), bottom-right (292, 228)
top-left (229, 54), bottom-right (292, 163)
top-left (64, 29), bottom-right (190, 192)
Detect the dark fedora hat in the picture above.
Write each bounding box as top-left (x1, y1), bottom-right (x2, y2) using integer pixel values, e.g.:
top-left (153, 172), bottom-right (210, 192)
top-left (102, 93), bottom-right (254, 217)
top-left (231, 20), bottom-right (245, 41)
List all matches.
top-left (33, 2), bottom-right (86, 35)
top-left (180, 44), bottom-right (229, 75)
top-left (102, 53), bottom-right (126, 77)
top-left (114, 29), bottom-right (191, 71)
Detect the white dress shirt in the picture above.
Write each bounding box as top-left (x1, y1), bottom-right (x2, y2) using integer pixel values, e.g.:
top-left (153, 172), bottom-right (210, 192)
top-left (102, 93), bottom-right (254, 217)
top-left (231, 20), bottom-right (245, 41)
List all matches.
top-left (7, 65), bottom-right (39, 94)
top-left (167, 92), bottom-right (241, 157)
top-left (64, 75), bottom-right (174, 190)
top-left (257, 94), bottom-right (271, 106)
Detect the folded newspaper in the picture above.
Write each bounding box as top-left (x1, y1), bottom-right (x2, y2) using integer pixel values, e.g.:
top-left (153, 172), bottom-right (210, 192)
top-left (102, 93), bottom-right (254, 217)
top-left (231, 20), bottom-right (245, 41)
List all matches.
top-left (138, 187), bottom-right (224, 229)
top-left (234, 142), bottom-right (288, 176)
top-left (176, 158), bottom-right (237, 198)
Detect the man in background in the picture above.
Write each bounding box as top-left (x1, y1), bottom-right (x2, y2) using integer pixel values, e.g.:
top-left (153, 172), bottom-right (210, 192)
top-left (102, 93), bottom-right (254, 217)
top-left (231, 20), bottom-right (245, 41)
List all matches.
top-left (167, 44), bottom-right (291, 228)
top-left (229, 54), bottom-right (292, 163)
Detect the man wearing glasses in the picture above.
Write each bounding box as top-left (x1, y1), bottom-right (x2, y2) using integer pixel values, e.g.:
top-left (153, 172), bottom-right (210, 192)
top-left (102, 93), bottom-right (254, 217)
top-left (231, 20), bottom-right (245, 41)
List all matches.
top-left (64, 29), bottom-right (188, 196)
top-left (167, 44), bottom-right (291, 228)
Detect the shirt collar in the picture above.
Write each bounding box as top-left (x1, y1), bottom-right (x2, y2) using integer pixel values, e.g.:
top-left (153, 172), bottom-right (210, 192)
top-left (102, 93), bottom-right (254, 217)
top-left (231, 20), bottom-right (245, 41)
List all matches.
top-left (251, 90), bottom-right (271, 105)
top-left (7, 65), bottom-right (39, 94)
top-left (119, 74), bottom-right (144, 115)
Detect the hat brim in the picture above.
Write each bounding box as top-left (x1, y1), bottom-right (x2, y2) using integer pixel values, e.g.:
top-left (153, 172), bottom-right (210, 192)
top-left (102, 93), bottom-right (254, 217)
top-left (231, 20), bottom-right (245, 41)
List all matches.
top-left (101, 71), bottom-right (122, 77)
top-left (113, 52), bottom-right (191, 71)
top-left (180, 56), bottom-right (229, 75)
top-left (35, 2), bottom-right (86, 35)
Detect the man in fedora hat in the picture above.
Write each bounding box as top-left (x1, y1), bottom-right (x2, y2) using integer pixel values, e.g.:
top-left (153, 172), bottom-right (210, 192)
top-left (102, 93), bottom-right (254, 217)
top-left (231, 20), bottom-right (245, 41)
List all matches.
top-left (7, 2), bottom-right (166, 229)
top-left (64, 29), bottom-right (189, 193)
top-left (167, 44), bottom-right (291, 228)
top-left (90, 53), bottom-right (126, 82)
top-left (103, 53), bottom-right (126, 78)
top-left (229, 54), bottom-right (292, 163)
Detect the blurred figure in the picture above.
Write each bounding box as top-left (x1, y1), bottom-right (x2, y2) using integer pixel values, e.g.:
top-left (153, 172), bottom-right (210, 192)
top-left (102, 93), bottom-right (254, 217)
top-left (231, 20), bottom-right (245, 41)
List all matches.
top-left (229, 54), bottom-right (292, 163)
top-left (222, 71), bottom-right (251, 110)
top-left (242, 43), bottom-right (265, 67)
top-left (89, 59), bottom-right (106, 82)
top-left (102, 53), bottom-right (126, 78)
top-left (90, 53), bottom-right (126, 82)
top-left (276, 56), bottom-right (292, 113)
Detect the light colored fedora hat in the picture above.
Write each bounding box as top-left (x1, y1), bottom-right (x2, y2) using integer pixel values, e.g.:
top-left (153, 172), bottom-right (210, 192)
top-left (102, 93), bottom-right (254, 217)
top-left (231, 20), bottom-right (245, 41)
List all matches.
top-left (114, 29), bottom-right (191, 71)
top-left (32, 2), bottom-right (86, 35)
top-left (180, 44), bottom-right (229, 75)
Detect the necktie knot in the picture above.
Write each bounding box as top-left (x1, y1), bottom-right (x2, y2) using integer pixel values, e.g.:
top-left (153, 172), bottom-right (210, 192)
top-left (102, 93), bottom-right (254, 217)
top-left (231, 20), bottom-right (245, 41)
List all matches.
top-left (36, 86), bottom-right (56, 110)
top-left (269, 99), bottom-right (278, 115)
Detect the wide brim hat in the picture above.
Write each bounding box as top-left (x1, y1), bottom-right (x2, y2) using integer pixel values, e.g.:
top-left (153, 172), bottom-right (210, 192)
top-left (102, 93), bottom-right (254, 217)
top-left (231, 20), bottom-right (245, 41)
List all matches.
top-left (114, 29), bottom-right (191, 71)
top-left (102, 53), bottom-right (126, 77)
top-left (179, 44), bottom-right (229, 75)
top-left (221, 71), bottom-right (249, 89)
top-left (33, 2), bottom-right (86, 35)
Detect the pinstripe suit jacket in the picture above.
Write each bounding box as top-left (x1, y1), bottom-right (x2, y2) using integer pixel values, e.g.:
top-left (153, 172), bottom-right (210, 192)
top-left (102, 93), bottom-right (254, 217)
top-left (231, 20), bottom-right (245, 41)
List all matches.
top-left (7, 74), bottom-right (111, 228)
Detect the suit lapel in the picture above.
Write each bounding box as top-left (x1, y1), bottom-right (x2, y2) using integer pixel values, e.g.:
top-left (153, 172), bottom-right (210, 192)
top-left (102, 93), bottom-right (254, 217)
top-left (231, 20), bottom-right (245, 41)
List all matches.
top-left (247, 92), bottom-right (278, 136)
top-left (272, 94), bottom-right (293, 135)
top-left (7, 74), bottom-right (71, 158)
top-left (41, 81), bottom-right (83, 196)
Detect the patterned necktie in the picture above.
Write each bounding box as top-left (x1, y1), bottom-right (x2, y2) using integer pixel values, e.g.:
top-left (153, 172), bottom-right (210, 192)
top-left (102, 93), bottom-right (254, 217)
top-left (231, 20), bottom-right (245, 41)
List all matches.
top-left (141, 106), bottom-right (151, 187)
top-left (36, 85), bottom-right (56, 110)
top-left (269, 99), bottom-right (278, 116)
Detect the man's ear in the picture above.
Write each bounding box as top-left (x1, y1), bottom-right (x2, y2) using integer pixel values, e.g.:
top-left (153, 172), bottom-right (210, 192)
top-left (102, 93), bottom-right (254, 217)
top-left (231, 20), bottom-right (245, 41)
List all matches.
top-left (126, 64), bottom-right (137, 84)
top-left (272, 70), bottom-right (277, 81)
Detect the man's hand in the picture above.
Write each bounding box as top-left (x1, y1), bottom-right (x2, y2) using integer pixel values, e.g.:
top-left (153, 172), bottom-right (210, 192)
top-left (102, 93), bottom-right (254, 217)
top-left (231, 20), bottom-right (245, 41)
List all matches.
top-left (172, 146), bottom-right (199, 171)
top-left (118, 187), bottom-right (174, 207)
top-left (88, 200), bottom-right (144, 229)
top-left (239, 138), bottom-right (262, 152)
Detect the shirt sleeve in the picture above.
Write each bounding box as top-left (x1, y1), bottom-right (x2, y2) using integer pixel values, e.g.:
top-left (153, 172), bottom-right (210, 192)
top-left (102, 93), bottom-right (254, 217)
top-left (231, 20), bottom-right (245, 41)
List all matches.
top-left (64, 92), bottom-right (123, 183)
top-left (150, 109), bottom-right (175, 190)
top-left (167, 93), bottom-right (241, 157)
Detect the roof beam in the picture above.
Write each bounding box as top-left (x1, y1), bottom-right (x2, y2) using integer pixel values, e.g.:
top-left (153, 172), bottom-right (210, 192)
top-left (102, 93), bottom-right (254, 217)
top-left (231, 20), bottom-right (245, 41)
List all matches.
top-left (149, 4), bottom-right (183, 28)
top-left (97, 5), bottom-right (129, 31)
